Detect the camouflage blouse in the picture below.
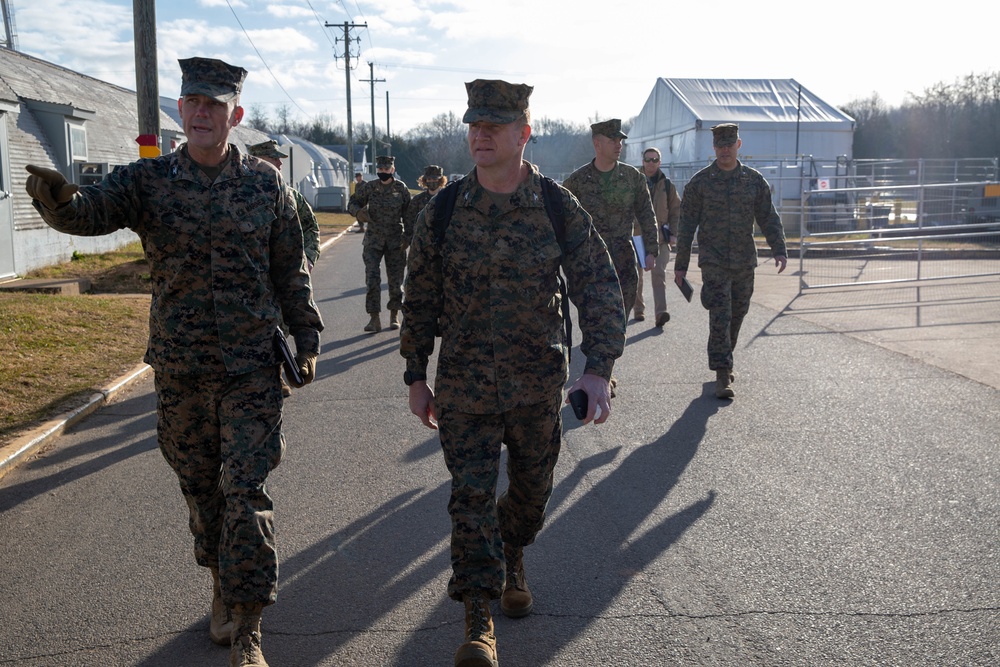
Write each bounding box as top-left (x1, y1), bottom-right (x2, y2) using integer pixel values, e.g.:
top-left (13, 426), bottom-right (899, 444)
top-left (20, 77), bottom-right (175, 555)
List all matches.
top-left (34, 144), bottom-right (323, 375)
top-left (563, 159), bottom-right (659, 266)
top-left (675, 160), bottom-right (786, 272)
top-left (347, 177), bottom-right (411, 245)
top-left (400, 163), bottom-right (625, 414)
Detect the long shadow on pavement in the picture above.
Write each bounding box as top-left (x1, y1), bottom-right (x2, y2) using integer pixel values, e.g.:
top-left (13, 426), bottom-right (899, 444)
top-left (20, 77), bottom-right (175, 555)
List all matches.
top-left (386, 389), bottom-right (720, 665)
top-left (131, 384), bottom-right (719, 665)
top-left (0, 391), bottom-right (157, 510)
top-left (136, 480), bottom-right (455, 667)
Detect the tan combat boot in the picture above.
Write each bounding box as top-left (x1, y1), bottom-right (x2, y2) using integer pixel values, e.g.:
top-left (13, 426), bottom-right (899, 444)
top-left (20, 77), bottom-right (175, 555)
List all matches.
top-left (715, 368), bottom-right (735, 399)
top-left (389, 309), bottom-right (401, 329)
top-left (209, 567), bottom-right (233, 646)
top-left (230, 603), bottom-right (268, 667)
top-left (454, 593), bottom-right (498, 667)
top-left (363, 314), bottom-right (381, 333)
top-left (500, 544), bottom-right (533, 618)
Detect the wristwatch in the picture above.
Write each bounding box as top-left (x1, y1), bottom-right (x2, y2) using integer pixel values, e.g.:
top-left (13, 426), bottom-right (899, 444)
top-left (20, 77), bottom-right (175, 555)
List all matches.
top-left (403, 370), bottom-right (427, 386)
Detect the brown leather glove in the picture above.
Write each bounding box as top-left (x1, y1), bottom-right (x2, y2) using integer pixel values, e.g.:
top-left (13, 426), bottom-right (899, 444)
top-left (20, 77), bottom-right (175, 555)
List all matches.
top-left (25, 165), bottom-right (79, 210)
top-left (291, 353), bottom-right (318, 387)
top-left (355, 207), bottom-right (371, 224)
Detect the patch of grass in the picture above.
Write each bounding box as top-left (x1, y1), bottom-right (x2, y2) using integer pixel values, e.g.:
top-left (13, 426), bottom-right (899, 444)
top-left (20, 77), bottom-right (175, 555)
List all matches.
top-left (21, 212), bottom-right (357, 294)
top-left (315, 210), bottom-right (357, 236)
top-left (0, 210), bottom-right (355, 447)
top-left (24, 240), bottom-right (152, 293)
top-left (0, 293), bottom-right (150, 443)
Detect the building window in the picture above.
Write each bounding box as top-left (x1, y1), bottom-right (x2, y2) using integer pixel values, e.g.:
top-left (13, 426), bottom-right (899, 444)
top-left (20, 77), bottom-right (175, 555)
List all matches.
top-left (68, 124), bottom-right (88, 160)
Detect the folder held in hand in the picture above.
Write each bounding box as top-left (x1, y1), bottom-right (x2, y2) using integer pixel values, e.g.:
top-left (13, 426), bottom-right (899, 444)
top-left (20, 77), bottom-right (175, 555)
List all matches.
top-left (677, 277), bottom-right (694, 302)
top-left (273, 329), bottom-right (303, 386)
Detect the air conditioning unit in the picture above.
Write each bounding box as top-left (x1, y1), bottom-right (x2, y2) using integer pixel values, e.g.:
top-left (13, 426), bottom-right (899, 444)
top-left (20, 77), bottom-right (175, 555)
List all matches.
top-left (74, 162), bottom-right (109, 186)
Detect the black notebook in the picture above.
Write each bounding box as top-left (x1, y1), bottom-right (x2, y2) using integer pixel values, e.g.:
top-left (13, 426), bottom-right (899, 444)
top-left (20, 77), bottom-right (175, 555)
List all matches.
top-left (273, 329), bottom-right (303, 385)
top-left (677, 277), bottom-right (694, 302)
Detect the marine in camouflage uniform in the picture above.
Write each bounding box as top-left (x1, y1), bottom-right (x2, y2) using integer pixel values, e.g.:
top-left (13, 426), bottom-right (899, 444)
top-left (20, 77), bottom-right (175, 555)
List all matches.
top-left (674, 123), bottom-right (787, 399)
top-left (247, 139), bottom-right (321, 268)
top-left (403, 164), bottom-right (448, 247)
top-left (247, 139), bottom-right (321, 399)
top-left (401, 79), bottom-right (625, 667)
top-left (293, 188), bottom-right (321, 267)
top-left (563, 118), bottom-right (658, 317)
top-left (347, 155), bottom-right (411, 331)
top-left (25, 57), bottom-right (323, 665)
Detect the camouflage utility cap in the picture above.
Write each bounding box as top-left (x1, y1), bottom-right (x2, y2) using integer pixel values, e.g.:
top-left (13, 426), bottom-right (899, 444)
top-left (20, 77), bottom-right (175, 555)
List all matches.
top-left (463, 79), bottom-right (532, 124)
top-left (591, 118), bottom-right (627, 139)
top-left (376, 155), bottom-right (395, 168)
top-left (247, 140), bottom-right (288, 159)
top-left (422, 165), bottom-right (444, 179)
top-left (711, 123), bottom-right (739, 146)
top-left (179, 57), bottom-right (248, 103)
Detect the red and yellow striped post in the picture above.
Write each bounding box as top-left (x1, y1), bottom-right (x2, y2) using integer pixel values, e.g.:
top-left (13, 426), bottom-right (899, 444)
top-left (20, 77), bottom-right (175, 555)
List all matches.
top-left (136, 134), bottom-right (160, 159)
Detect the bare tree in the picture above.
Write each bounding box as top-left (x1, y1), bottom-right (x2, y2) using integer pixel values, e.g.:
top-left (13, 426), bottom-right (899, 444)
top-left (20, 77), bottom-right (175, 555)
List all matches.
top-left (275, 104), bottom-right (292, 135)
top-left (841, 93), bottom-right (897, 158)
top-left (246, 104), bottom-right (270, 132)
top-left (532, 116), bottom-right (593, 178)
top-left (407, 111), bottom-right (471, 176)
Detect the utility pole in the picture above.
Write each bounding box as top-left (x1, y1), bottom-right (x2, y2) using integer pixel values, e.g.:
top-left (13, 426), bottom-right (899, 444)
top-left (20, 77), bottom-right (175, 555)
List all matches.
top-left (385, 91), bottom-right (391, 155)
top-left (361, 62), bottom-right (384, 170)
top-left (326, 20), bottom-right (366, 180)
top-left (133, 0), bottom-right (160, 158)
top-left (0, 0), bottom-right (18, 51)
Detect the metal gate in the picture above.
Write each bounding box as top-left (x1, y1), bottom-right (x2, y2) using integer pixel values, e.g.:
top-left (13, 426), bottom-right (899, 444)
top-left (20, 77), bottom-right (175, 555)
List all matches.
top-left (797, 181), bottom-right (1000, 292)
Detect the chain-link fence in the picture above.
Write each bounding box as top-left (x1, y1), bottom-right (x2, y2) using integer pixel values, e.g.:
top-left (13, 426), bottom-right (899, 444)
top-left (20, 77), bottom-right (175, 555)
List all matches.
top-left (663, 157), bottom-right (1000, 292)
top-left (797, 180), bottom-right (1000, 290)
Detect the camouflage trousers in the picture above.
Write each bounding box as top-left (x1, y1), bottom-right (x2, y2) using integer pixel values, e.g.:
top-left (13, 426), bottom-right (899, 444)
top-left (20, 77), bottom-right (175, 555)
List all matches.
top-left (154, 365), bottom-right (285, 607)
top-left (699, 264), bottom-right (755, 370)
top-left (611, 244), bottom-right (640, 317)
top-left (634, 241), bottom-right (671, 317)
top-left (438, 396), bottom-right (563, 601)
top-left (363, 235), bottom-right (405, 314)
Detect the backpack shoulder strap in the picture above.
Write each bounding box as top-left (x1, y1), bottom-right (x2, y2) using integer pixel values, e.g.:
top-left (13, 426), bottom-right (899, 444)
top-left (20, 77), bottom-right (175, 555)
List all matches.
top-left (538, 175), bottom-right (574, 362)
top-left (539, 175), bottom-right (566, 249)
top-left (432, 180), bottom-right (462, 245)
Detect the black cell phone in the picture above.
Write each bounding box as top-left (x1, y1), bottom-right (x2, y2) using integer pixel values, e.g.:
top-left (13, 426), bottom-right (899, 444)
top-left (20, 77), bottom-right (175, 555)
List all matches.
top-left (568, 389), bottom-right (588, 420)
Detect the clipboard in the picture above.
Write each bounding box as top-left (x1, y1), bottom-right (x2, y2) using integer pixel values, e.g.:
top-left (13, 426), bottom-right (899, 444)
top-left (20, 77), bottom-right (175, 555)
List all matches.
top-left (632, 235), bottom-right (646, 269)
top-left (677, 277), bottom-right (694, 302)
top-left (273, 328), bottom-right (303, 386)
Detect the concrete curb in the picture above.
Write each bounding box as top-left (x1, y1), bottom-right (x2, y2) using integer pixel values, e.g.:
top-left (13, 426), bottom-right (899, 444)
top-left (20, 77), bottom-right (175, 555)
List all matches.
top-left (0, 362), bottom-right (152, 481)
top-left (0, 225), bottom-right (355, 482)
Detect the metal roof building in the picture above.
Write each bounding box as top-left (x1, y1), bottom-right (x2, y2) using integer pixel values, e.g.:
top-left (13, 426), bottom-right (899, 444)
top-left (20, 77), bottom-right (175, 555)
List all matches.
top-left (0, 47), bottom-right (176, 278)
top-left (0, 48), bottom-right (348, 278)
top-left (625, 78), bottom-right (856, 167)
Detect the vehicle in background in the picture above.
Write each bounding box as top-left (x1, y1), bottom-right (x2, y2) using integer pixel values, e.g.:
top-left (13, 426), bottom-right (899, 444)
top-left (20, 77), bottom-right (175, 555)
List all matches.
top-left (966, 183), bottom-right (1000, 225)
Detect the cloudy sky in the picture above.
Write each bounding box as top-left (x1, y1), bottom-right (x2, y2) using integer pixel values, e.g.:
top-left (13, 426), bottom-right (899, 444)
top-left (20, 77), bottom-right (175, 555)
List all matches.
top-left (9, 0), bottom-right (995, 134)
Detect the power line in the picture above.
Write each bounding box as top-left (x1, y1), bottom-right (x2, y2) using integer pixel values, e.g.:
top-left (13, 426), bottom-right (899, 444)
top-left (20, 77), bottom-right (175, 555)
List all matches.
top-left (305, 0), bottom-right (336, 47)
top-left (378, 61), bottom-right (526, 76)
top-left (225, 0), bottom-right (313, 119)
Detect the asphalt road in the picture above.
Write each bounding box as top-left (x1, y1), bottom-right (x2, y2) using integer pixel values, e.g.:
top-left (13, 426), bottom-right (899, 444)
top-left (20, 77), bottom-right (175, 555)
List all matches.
top-left (1, 232), bottom-right (997, 666)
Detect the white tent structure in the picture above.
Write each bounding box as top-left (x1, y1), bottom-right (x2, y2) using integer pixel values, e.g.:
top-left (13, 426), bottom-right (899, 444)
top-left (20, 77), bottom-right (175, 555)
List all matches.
top-left (271, 134), bottom-right (350, 210)
top-left (158, 103), bottom-right (350, 209)
top-left (625, 78), bottom-right (855, 168)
